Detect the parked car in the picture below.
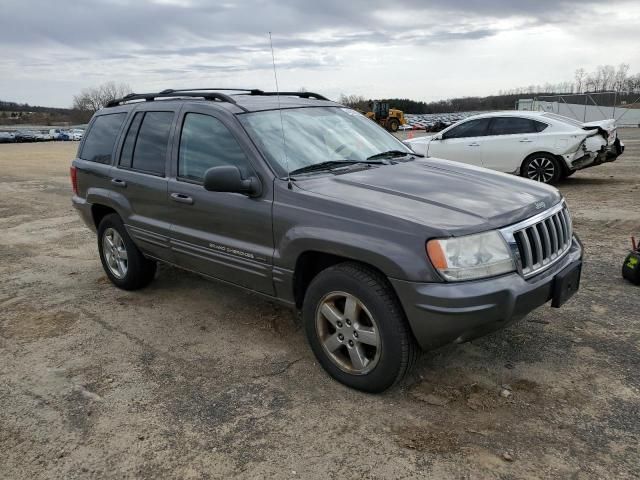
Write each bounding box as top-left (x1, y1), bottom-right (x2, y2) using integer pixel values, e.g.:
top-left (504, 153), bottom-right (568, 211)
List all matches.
top-left (72, 89), bottom-right (583, 392)
top-left (14, 130), bottom-right (37, 142)
top-left (0, 131), bottom-right (16, 143)
top-left (49, 128), bottom-right (70, 141)
top-left (404, 111), bottom-right (624, 183)
top-left (69, 129), bottom-right (84, 141)
top-left (34, 131), bottom-right (52, 141)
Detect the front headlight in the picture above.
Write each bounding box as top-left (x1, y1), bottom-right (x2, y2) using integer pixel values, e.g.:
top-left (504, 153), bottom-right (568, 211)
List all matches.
top-left (426, 230), bottom-right (515, 281)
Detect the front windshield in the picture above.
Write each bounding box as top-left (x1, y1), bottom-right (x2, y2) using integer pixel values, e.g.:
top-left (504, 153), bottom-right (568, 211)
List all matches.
top-left (239, 107), bottom-right (412, 176)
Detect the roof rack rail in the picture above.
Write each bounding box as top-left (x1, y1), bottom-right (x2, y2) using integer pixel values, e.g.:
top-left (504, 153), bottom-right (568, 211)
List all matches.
top-left (244, 91), bottom-right (329, 101)
top-left (105, 90), bottom-right (248, 111)
top-left (104, 88), bottom-right (329, 109)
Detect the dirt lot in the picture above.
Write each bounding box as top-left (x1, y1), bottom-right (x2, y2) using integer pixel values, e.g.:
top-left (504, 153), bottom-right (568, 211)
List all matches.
top-left (1, 131), bottom-right (639, 479)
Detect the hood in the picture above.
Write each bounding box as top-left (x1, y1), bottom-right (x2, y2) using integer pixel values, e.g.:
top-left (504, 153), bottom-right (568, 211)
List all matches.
top-left (296, 158), bottom-right (562, 237)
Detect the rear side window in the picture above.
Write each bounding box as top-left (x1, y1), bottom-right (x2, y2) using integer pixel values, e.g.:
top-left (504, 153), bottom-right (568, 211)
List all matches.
top-left (443, 118), bottom-right (491, 139)
top-left (119, 111), bottom-right (173, 175)
top-left (178, 113), bottom-right (251, 182)
top-left (80, 113), bottom-right (126, 164)
top-left (490, 117), bottom-right (540, 135)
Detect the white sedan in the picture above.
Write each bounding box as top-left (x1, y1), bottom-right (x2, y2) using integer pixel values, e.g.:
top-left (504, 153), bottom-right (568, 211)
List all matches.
top-left (404, 111), bottom-right (624, 183)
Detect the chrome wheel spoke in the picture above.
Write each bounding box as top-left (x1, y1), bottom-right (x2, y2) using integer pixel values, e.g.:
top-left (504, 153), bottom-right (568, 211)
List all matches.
top-left (320, 303), bottom-right (342, 327)
top-left (343, 295), bottom-right (359, 321)
top-left (323, 333), bottom-right (343, 352)
top-left (354, 325), bottom-right (378, 346)
top-left (348, 343), bottom-right (367, 370)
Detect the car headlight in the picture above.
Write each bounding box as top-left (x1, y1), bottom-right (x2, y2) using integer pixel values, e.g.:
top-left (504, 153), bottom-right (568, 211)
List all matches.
top-left (426, 230), bottom-right (515, 281)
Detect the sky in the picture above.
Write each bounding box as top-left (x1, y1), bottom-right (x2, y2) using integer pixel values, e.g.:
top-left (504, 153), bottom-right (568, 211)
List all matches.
top-left (1, 0), bottom-right (639, 108)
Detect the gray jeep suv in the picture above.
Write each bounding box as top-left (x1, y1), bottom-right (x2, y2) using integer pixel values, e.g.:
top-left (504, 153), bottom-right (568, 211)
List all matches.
top-left (71, 88), bottom-right (583, 392)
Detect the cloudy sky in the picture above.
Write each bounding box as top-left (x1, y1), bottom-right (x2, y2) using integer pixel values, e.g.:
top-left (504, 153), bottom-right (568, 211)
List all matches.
top-left (1, 0), bottom-right (639, 107)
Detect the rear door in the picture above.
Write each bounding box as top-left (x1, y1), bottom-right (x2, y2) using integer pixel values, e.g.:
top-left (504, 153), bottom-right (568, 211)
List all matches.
top-left (110, 107), bottom-right (178, 260)
top-left (167, 107), bottom-right (275, 294)
top-left (482, 117), bottom-right (546, 172)
top-left (428, 118), bottom-right (491, 166)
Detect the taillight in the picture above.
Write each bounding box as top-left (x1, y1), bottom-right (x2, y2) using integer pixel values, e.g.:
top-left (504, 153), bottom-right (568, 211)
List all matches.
top-left (70, 166), bottom-right (78, 195)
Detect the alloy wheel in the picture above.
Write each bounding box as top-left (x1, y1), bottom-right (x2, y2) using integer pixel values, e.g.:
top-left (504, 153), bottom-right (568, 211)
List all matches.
top-left (527, 157), bottom-right (556, 183)
top-left (102, 228), bottom-right (128, 279)
top-left (315, 291), bottom-right (381, 375)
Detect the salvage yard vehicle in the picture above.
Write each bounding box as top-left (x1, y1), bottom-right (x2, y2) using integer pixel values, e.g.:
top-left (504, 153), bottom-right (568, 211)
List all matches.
top-left (0, 131), bottom-right (16, 143)
top-left (14, 130), bottom-right (37, 142)
top-left (71, 89), bottom-right (583, 392)
top-left (404, 111), bottom-right (624, 184)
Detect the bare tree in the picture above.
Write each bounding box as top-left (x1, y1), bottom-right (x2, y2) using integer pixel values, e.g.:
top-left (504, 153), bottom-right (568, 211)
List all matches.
top-left (613, 63), bottom-right (630, 92)
top-left (338, 93), bottom-right (369, 111)
top-left (73, 82), bottom-right (132, 112)
top-left (574, 68), bottom-right (586, 93)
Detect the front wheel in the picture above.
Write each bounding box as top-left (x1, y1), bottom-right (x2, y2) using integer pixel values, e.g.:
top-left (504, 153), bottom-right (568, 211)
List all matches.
top-left (522, 153), bottom-right (562, 184)
top-left (387, 118), bottom-right (400, 132)
top-left (302, 262), bottom-right (418, 392)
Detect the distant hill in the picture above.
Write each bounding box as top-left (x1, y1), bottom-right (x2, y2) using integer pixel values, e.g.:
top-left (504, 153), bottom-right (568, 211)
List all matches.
top-left (0, 100), bottom-right (91, 125)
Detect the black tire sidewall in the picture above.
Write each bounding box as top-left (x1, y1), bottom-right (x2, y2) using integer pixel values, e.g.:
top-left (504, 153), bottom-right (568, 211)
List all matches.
top-left (97, 214), bottom-right (154, 290)
top-left (302, 264), bottom-right (410, 393)
top-left (389, 119), bottom-right (399, 132)
top-left (522, 154), bottom-right (562, 184)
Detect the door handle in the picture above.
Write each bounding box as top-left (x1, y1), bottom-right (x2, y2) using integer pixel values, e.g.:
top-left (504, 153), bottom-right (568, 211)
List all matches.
top-left (111, 178), bottom-right (127, 188)
top-left (519, 139), bottom-right (533, 143)
top-left (170, 192), bottom-right (194, 205)
top-left (468, 142), bottom-right (480, 147)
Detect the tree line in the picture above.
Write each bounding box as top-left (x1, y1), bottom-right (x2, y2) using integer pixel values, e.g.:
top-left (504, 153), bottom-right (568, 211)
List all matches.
top-left (340, 64), bottom-right (640, 114)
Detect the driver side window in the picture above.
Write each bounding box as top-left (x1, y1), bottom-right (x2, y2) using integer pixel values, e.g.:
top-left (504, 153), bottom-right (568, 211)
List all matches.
top-left (178, 113), bottom-right (251, 182)
top-left (443, 119), bottom-right (491, 139)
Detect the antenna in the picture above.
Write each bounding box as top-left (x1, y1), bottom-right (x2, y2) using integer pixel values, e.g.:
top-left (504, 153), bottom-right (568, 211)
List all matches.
top-left (269, 31), bottom-right (292, 189)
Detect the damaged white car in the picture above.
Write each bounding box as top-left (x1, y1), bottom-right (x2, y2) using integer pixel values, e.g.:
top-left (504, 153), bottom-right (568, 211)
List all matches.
top-left (404, 111), bottom-right (624, 183)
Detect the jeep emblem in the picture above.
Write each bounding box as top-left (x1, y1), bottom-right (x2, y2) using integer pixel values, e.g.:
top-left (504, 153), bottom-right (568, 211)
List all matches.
top-left (535, 201), bottom-right (546, 210)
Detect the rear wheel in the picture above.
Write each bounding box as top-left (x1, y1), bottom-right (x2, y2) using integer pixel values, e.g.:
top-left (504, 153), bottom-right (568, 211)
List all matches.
top-left (522, 153), bottom-right (561, 184)
top-left (302, 262), bottom-right (417, 392)
top-left (97, 214), bottom-right (156, 290)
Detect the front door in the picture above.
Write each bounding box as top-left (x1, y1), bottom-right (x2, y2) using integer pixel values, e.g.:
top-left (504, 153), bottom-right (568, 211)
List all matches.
top-left (167, 109), bottom-right (274, 295)
top-left (428, 118), bottom-right (491, 167)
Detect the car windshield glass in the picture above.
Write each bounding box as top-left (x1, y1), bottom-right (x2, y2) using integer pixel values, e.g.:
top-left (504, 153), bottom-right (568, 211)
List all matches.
top-left (239, 107), bottom-right (413, 176)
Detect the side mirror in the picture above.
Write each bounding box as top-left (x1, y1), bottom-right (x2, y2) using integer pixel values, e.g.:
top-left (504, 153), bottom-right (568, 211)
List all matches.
top-left (433, 134), bottom-right (443, 141)
top-left (203, 166), bottom-right (261, 197)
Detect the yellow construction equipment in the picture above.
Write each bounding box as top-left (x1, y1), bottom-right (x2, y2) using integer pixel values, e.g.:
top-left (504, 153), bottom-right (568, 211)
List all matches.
top-left (365, 101), bottom-right (406, 132)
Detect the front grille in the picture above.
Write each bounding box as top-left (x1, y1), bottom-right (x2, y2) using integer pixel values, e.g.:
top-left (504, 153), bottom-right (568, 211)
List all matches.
top-left (501, 203), bottom-right (573, 278)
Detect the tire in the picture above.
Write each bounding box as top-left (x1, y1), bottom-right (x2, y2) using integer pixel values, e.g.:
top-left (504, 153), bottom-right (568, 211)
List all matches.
top-left (97, 213), bottom-right (156, 290)
top-left (388, 118), bottom-right (400, 132)
top-left (302, 262), bottom-right (418, 393)
top-left (521, 153), bottom-right (562, 184)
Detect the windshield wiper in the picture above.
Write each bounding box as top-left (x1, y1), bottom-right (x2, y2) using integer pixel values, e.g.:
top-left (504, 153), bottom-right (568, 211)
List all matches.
top-left (289, 160), bottom-right (385, 176)
top-left (367, 149), bottom-right (423, 160)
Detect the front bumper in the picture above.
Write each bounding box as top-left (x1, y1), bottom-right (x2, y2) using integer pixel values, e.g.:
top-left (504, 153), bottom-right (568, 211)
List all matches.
top-left (390, 236), bottom-right (583, 351)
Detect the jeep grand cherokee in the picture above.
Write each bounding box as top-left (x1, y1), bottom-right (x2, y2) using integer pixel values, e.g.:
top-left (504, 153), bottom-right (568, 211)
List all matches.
top-left (71, 88), bottom-right (583, 392)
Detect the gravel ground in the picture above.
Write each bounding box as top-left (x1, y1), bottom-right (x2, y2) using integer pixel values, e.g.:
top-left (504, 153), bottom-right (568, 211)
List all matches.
top-left (1, 130), bottom-right (639, 479)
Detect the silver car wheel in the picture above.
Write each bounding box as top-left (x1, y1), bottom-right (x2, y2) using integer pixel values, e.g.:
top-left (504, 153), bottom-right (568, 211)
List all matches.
top-left (526, 157), bottom-right (556, 183)
top-left (102, 228), bottom-right (128, 279)
top-left (315, 291), bottom-right (381, 375)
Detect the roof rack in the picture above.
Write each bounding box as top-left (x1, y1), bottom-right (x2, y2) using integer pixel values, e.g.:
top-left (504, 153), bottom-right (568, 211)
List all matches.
top-left (104, 88), bottom-right (329, 109)
top-left (105, 90), bottom-right (248, 111)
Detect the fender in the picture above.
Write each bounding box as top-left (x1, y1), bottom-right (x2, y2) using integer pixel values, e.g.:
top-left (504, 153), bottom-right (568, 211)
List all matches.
top-left (276, 226), bottom-right (442, 283)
